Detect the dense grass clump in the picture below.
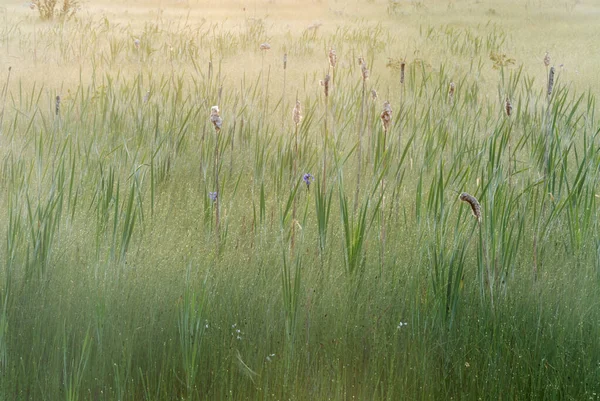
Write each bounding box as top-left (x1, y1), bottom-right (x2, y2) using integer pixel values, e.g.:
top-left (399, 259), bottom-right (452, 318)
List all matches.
top-left (0, 0), bottom-right (600, 399)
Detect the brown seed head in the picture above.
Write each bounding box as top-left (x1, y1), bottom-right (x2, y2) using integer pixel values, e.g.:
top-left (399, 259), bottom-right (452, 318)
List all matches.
top-left (505, 97), bottom-right (512, 117)
top-left (283, 53), bottom-right (287, 70)
top-left (320, 74), bottom-right (331, 97)
top-left (459, 192), bottom-right (481, 222)
top-left (328, 48), bottom-right (337, 68)
top-left (292, 100), bottom-right (302, 126)
top-left (448, 82), bottom-right (455, 101)
top-left (544, 51), bottom-right (550, 67)
top-left (210, 105), bottom-right (222, 132)
top-left (380, 101), bottom-right (392, 132)
top-left (55, 95), bottom-right (61, 116)
top-left (547, 66), bottom-right (555, 97)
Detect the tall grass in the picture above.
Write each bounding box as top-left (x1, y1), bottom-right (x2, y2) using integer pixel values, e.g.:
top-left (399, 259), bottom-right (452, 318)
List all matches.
top-left (0, 1), bottom-right (599, 400)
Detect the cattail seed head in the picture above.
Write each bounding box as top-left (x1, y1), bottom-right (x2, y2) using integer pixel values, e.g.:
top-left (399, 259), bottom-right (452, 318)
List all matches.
top-left (328, 48), bottom-right (337, 68)
top-left (459, 192), bottom-right (481, 222)
top-left (292, 100), bottom-right (302, 126)
top-left (55, 95), bottom-right (61, 116)
top-left (547, 66), bottom-right (555, 97)
top-left (320, 74), bottom-right (331, 97)
top-left (283, 53), bottom-right (287, 70)
top-left (505, 97), bottom-right (512, 117)
top-left (400, 61), bottom-right (406, 84)
top-left (543, 51), bottom-right (550, 67)
top-left (380, 101), bottom-right (392, 133)
top-left (259, 43), bottom-right (271, 51)
top-left (210, 105), bottom-right (222, 132)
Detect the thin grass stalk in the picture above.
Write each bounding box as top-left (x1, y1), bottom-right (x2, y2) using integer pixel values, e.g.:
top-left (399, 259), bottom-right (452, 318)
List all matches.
top-left (0, 67), bottom-right (12, 135)
top-left (379, 101), bottom-right (392, 270)
top-left (544, 66), bottom-right (555, 178)
top-left (215, 133), bottom-right (220, 245)
top-left (323, 94), bottom-right (328, 197)
top-left (210, 106), bottom-right (223, 248)
top-left (291, 123), bottom-right (299, 254)
top-left (291, 99), bottom-right (301, 255)
top-left (329, 49), bottom-right (337, 146)
top-left (260, 43), bottom-right (270, 121)
top-left (354, 77), bottom-right (366, 213)
top-left (367, 89), bottom-right (377, 165)
top-left (505, 97), bottom-right (513, 185)
top-left (320, 74), bottom-right (330, 197)
top-left (282, 53), bottom-right (287, 133)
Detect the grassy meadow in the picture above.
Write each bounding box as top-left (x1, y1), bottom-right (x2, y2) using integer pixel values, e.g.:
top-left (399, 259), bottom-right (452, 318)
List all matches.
top-left (1, 0), bottom-right (600, 399)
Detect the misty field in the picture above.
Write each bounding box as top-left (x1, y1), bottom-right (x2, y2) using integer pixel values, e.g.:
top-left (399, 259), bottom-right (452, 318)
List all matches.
top-left (1, 0), bottom-right (600, 399)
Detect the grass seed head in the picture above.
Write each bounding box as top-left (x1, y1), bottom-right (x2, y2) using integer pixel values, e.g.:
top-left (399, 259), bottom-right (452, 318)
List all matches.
top-left (380, 101), bottom-right (392, 132)
top-left (292, 100), bottom-right (302, 126)
top-left (547, 66), bottom-right (555, 97)
top-left (328, 48), bottom-right (337, 68)
top-left (544, 51), bottom-right (550, 67)
top-left (448, 82), bottom-right (455, 102)
top-left (459, 192), bottom-right (481, 222)
top-left (210, 105), bottom-right (222, 132)
top-left (283, 53), bottom-right (287, 69)
top-left (505, 97), bottom-right (512, 117)
top-left (55, 95), bottom-right (60, 116)
top-left (320, 74), bottom-right (331, 97)
top-left (259, 43), bottom-right (271, 51)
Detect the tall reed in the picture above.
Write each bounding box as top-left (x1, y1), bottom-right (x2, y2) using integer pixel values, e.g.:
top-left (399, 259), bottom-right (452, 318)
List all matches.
top-left (319, 73), bottom-right (330, 196)
top-left (355, 57), bottom-right (369, 212)
top-left (505, 96), bottom-right (513, 185)
top-left (291, 99), bottom-right (302, 254)
top-left (210, 105), bottom-right (223, 246)
top-left (544, 66), bottom-right (555, 177)
top-left (378, 100), bottom-right (392, 268)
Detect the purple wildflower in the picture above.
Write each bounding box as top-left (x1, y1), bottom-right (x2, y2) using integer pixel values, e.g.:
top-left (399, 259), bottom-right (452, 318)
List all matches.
top-left (303, 173), bottom-right (314, 189)
top-left (209, 192), bottom-right (218, 202)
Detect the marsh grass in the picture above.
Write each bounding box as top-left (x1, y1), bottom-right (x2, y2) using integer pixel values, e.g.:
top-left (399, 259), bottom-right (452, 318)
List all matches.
top-left (0, 1), bottom-right (600, 400)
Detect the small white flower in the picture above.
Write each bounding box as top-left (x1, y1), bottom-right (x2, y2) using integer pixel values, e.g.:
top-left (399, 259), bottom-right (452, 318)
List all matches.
top-left (236, 335), bottom-right (242, 340)
top-left (397, 322), bottom-right (408, 329)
